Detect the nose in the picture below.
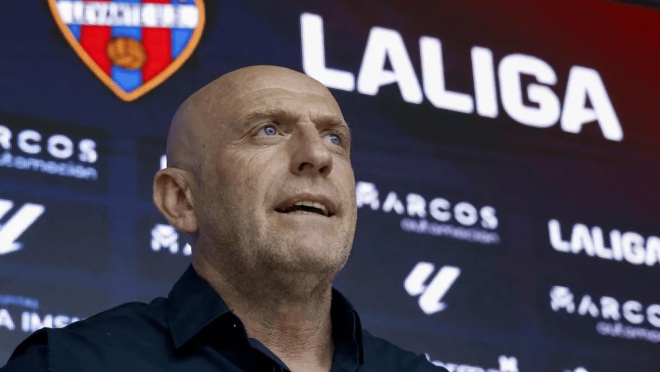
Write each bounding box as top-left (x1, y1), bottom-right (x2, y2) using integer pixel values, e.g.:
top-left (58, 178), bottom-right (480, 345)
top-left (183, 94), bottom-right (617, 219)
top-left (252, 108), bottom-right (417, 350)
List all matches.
top-left (289, 123), bottom-right (333, 177)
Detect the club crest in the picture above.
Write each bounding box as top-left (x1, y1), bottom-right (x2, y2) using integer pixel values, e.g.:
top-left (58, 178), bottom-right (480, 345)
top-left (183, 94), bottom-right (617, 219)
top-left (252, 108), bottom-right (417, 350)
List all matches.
top-left (48, 0), bottom-right (205, 102)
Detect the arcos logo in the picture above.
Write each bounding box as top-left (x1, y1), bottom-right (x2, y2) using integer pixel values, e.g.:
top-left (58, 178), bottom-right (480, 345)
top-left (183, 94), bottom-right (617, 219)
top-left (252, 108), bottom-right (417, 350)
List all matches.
top-left (356, 181), bottom-right (500, 245)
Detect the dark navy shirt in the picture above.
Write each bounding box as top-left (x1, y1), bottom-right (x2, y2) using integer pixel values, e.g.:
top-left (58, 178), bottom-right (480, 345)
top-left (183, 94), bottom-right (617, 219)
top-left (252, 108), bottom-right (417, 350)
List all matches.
top-left (1, 265), bottom-right (448, 372)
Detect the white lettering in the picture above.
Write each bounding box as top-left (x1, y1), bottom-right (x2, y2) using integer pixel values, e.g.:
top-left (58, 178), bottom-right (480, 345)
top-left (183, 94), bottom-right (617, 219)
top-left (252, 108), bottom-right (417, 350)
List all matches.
top-left (645, 236), bottom-right (660, 267)
top-left (78, 139), bottom-right (98, 163)
top-left (454, 202), bottom-right (478, 226)
top-left (177, 5), bottom-right (199, 28)
top-left (498, 356), bottom-right (518, 372)
top-left (53, 315), bottom-right (70, 329)
top-left (550, 286), bottom-right (575, 313)
top-left (549, 219), bottom-right (569, 252)
top-left (0, 125), bottom-right (11, 150)
top-left (429, 198), bottom-right (451, 222)
top-left (0, 309), bottom-right (15, 331)
top-left (57, 1), bottom-right (74, 24)
top-left (420, 36), bottom-right (473, 113)
top-left (471, 46), bottom-right (498, 118)
top-left (499, 54), bottom-right (560, 128)
top-left (622, 232), bottom-right (645, 265)
top-left (382, 192), bottom-right (405, 214)
top-left (301, 13), bottom-right (354, 91)
top-left (57, 1), bottom-right (197, 28)
top-left (72, 1), bottom-right (84, 24)
top-left (84, 2), bottom-right (104, 25)
top-left (355, 181), bottom-right (380, 210)
top-left (609, 229), bottom-right (623, 261)
top-left (623, 301), bottom-right (644, 324)
top-left (571, 223), bottom-right (596, 256)
top-left (18, 130), bottom-right (41, 155)
top-left (24, 312), bottom-right (53, 332)
top-left (600, 296), bottom-right (620, 321)
top-left (577, 295), bottom-right (599, 317)
top-left (357, 27), bottom-right (423, 104)
top-left (561, 66), bottom-right (623, 141)
top-left (479, 206), bottom-right (498, 229)
top-left (48, 134), bottom-right (74, 160)
top-left (300, 15), bottom-right (625, 141)
top-left (406, 193), bottom-right (427, 218)
top-left (20, 312), bottom-right (79, 332)
top-left (647, 305), bottom-right (660, 328)
top-left (591, 226), bottom-right (613, 260)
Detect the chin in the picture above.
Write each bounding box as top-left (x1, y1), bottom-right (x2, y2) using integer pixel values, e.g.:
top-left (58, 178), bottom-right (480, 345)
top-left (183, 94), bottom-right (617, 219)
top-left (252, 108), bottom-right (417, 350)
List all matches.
top-left (284, 238), bottom-right (347, 269)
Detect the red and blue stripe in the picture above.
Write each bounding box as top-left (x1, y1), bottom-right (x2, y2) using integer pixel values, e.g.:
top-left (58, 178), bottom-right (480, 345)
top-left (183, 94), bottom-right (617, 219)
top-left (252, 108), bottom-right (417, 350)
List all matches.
top-left (58, 0), bottom-right (196, 93)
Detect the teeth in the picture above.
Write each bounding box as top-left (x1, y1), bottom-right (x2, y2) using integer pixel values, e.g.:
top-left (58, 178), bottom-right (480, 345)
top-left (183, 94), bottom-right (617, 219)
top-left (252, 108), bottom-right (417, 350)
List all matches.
top-left (291, 201), bottom-right (329, 216)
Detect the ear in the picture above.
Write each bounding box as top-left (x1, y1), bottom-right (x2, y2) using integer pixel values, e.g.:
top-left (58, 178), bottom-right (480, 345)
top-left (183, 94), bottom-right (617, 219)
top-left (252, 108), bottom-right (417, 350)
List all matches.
top-left (153, 168), bottom-right (198, 233)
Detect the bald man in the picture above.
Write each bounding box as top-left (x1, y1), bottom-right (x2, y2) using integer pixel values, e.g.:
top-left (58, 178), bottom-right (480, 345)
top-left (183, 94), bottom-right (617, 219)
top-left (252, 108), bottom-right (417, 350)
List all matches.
top-left (1, 66), bottom-right (448, 372)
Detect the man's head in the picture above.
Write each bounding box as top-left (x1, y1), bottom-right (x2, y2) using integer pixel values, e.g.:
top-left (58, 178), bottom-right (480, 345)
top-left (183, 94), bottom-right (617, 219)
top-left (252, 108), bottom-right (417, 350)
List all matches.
top-left (153, 66), bottom-right (357, 294)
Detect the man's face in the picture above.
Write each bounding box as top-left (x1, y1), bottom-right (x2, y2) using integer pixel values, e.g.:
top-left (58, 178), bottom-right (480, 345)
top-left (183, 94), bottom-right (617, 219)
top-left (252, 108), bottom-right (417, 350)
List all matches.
top-left (194, 71), bottom-right (357, 282)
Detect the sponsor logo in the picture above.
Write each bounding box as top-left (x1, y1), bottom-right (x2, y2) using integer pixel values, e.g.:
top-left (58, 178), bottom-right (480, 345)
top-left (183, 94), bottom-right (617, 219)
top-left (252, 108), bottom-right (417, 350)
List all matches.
top-left (48, 0), bottom-right (206, 101)
top-left (550, 285), bottom-right (660, 344)
top-left (151, 223), bottom-right (191, 256)
top-left (301, 13), bottom-right (623, 141)
top-left (0, 294), bottom-right (81, 333)
top-left (160, 154), bottom-right (167, 170)
top-left (0, 124), bottom-right (99, 180)
top-left (404, 261), bottom-right (460, 315)
top-left (548, 220), bottom-right (660, 267)
top-left (0, 199), bottom-right (45, 255)
top-left (356, 181), bottom-right (500, 245)
top-left (425, 353), bottom-right (519, 372)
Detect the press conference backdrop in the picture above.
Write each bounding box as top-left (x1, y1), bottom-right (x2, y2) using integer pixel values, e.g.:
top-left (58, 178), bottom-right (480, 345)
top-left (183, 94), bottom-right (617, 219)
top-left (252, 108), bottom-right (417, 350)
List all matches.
top-left (1, 0), bottom-right (660, 370)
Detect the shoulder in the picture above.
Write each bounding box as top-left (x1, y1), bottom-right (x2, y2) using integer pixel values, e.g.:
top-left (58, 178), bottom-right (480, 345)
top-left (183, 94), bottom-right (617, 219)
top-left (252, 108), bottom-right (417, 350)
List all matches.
top-left (56, 297), bottom-right (169, 338)
top-left (361, 329), bottom-right (449, 372)
top-left (3, 298), bottom-right (169, 371)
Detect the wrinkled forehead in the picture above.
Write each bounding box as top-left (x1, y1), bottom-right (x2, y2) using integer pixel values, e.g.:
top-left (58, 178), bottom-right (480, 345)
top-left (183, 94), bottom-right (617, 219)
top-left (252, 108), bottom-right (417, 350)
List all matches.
top-left (219, 72), bottom-right (343, 123)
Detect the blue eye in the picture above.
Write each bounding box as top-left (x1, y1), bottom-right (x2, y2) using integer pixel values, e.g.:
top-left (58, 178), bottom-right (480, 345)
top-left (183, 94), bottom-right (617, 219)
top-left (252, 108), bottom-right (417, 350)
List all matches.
top-left (328, 133), bottom-right (341, 146)
top-left (262, 125), bottom-right (277, 136)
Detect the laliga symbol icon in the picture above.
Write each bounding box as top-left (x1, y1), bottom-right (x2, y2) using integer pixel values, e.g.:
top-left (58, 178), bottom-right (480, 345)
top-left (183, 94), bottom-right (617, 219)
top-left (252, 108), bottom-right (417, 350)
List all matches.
top-left (47, 0), bottom-right (206, 102)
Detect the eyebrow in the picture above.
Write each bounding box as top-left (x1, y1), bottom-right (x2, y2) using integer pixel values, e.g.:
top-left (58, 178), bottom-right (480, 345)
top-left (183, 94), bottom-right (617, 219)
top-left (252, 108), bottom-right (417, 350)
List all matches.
top-left (237, 107), bottom-right (350, 132)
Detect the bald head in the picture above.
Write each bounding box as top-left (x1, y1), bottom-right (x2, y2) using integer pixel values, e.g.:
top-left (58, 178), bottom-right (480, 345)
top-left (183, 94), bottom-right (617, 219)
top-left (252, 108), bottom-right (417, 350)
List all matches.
top-left (154, 65), bottom-right (357, 298)
top-left (166, 65), bottom-right (340, 176)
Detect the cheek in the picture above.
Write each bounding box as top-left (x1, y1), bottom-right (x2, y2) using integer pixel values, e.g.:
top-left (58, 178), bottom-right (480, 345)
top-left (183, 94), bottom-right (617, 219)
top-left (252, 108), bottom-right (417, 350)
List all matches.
top-left (334, 160), bottom-right (356, 199)
top-left (220, 148), bottom-right (284, 205)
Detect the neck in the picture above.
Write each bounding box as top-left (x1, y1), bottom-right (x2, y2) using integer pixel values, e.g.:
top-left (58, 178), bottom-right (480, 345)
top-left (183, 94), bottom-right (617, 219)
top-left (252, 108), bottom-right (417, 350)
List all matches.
top-left (193, 253), bottom-right (335, 372)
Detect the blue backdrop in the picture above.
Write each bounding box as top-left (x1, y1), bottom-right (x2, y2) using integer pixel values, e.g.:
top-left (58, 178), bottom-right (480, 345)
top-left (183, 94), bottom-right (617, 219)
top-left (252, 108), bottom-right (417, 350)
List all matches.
top-left (1, 0), bottom-right (660, 371)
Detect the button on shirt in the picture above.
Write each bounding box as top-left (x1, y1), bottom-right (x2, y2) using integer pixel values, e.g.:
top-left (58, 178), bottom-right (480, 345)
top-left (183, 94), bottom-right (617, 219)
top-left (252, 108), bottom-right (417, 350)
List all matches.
top-left (1, 265), bottom-right (448, 372)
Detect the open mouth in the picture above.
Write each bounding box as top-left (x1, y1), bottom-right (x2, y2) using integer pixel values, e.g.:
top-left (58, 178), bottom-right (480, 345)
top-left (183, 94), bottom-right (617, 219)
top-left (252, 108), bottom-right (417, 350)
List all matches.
top-left (275, 201), bottom-right (334, 217)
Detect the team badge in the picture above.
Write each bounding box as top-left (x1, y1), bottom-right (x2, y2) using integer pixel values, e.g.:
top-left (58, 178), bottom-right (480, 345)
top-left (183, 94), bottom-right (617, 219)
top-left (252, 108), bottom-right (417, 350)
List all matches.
top-left (48, 0), bottom-right (205, 102)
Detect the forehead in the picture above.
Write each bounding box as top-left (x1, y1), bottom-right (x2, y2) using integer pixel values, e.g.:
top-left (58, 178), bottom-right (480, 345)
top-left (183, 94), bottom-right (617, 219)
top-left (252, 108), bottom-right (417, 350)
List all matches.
top-left (227, 73), bottom-right (343, 120)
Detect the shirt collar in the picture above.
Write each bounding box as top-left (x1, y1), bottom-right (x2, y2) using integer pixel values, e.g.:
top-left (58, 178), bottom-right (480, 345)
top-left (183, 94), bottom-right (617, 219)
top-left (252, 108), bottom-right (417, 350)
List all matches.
top-left (166, 264), bottom-right (233, 350)
top-left (166, 265), bottom-right (364, 365)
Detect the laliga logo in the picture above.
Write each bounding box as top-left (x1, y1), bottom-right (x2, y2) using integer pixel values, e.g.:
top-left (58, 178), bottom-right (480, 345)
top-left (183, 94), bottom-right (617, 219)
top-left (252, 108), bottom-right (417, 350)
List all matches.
top-left (0, 199), bottom-right (45, 255)
top-left (48, 0), bottom-right (206, 101)
top-left (404, 261), bottom-right (461, 315)
top-left (302, 13), bottom-right (623, 141)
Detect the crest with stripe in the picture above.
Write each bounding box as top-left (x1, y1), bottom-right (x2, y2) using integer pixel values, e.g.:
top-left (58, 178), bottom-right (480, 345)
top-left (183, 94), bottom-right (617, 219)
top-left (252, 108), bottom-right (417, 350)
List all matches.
top-left (48, 0), bottom-right (205, 102)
